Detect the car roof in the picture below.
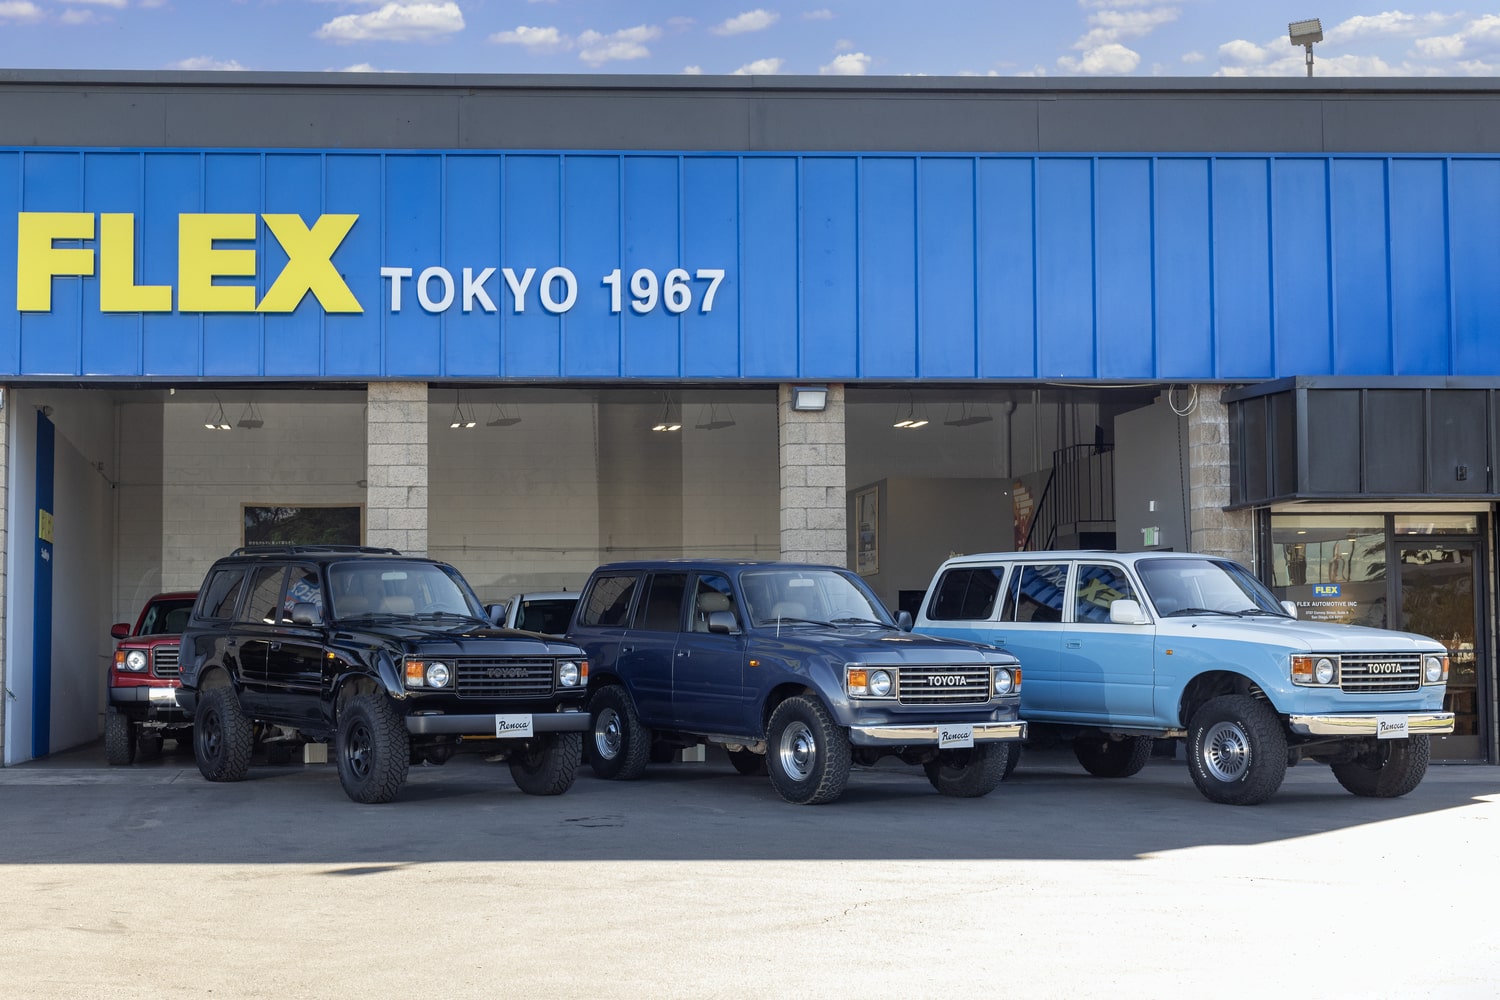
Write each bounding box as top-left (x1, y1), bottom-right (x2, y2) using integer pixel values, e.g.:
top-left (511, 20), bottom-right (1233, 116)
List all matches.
top-left (145, 591), bottom-right (198, 602)
top-left (589, 559), bottom-right (849, 574)
top-left (938, 550), bottom-right (1226, 565)
top-left (508, 591), bottom-right (578, 601)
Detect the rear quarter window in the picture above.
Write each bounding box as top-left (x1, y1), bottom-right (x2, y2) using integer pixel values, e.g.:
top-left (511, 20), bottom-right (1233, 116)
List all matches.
top-left (928, 566), bottom-right (1006, 621)
top-left (579, 574), bottom-right (639, 627)
top-left (198, 568), bottom-right (248, 621)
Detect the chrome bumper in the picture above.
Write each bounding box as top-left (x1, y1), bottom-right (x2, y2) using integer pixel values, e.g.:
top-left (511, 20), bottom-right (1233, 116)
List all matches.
top-left (1287, 712), bottom-right (1455, 737)
top-left (405, 709), bottom-right (590, 736)
top-left (848, 721), bottom-right (1026, 746)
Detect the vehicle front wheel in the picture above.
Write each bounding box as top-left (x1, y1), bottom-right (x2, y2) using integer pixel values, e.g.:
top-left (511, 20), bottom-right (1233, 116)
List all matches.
top-left (509, 733), bottom-right (582, 795)
top-left (765, 696), bottom-right (851, 805)
top-left (1186, 695), bottom-right (1287, 805)
top-left (923, 743), bottom-right (1009, 797)
top-left (335, 694), bottom-right (410, 804)
top-left (1073, 735), bottom-right (1154, 778)
top-left (194, 684), bottom-right (253, 783)
top-left (104, 712), bottom-right (137, 766)
top-left (588, 686), bottom-right (651, 780)
top-left (1331, 735), bottom-right (1431, 798)
top-left (727, 748), bottom-right (767, 775)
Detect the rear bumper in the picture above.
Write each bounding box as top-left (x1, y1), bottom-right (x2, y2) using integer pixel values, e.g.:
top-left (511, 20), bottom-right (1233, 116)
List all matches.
top-left (849, 720), bottom-right (1027, 746)
top-left (1287, 712), bottom-right (1455, 736)
top-left (405, 709), bottom-right (590, 736)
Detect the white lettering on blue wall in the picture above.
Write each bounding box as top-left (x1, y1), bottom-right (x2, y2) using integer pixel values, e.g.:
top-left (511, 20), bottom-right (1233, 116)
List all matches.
top-left (379, 265), bottom-right (725, 315)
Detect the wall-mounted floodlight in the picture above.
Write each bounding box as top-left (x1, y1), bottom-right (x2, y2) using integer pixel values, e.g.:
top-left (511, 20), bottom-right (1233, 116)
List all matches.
top-left (791, 386), bottom-right (829, 412)
top-left (1288, 18), bottom-right (1322, 77)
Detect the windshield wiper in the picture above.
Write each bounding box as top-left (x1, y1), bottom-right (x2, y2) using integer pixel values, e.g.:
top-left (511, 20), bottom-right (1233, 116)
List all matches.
top-left (756, 616), bottom-right (835, 628)
top-left (830, 616), bottom-right (896, 628)
top-left (411, 611), bottom-right (486, 623)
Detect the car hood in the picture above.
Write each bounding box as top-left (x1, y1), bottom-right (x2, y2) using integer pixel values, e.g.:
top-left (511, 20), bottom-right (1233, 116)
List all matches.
top-left (1161, 615), bottom-right (1446, 651)
top-left (335, 621), bottom-right (585, 656)
top-left (751, 624), bottom-right (1018, 663)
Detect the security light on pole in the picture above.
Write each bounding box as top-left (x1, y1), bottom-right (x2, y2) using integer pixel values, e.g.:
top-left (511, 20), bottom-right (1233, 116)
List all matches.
top-left (1289, 19), bottom-right (1323, 77)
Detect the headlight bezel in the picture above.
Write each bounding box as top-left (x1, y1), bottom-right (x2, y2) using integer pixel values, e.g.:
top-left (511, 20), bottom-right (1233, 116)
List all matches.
top-left (1422, 653), bottom-right (1449, 685)
top-left (558, 660), bottom-right (583, 687)
top-left (993, 665), bottom-right (1015, 697)
top-left (123, 649), bottom-right (148, 672)
top-left (1291, 653), bottom-right (1340, 687)
top-left (846, 664), bottom-right (896, 699)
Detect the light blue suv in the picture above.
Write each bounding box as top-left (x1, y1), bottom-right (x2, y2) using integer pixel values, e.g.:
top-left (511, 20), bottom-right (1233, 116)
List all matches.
top-left (914, 551), bottom-right (1453, 805)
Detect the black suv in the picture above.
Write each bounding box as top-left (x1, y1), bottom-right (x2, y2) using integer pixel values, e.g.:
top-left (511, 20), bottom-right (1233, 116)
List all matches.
top-left (175, 546), bottom-right (590, 803)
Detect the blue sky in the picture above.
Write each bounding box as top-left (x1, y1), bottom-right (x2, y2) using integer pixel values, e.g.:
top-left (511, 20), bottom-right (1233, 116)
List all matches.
top-left (1, 2), bottom-right (1497, 77)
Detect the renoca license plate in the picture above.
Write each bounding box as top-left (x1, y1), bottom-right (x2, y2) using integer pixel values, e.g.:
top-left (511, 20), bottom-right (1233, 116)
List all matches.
top-left (1376, 716), bottom-right (1410, 740)
top-left (938, 724), bottom-right (974, 749)
top-left (494, 715), bottom-right (534, 738)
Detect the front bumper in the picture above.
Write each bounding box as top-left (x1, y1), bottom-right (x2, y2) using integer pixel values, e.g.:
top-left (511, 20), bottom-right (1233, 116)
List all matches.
top-left (1287, 712), bottom-right (1455, 736)
top-left (405, 709), bottom-right (590, 736)
top-left (111, 687), bottom-right (190, 720)
top-left (849, 720), bottom-right (1027, 746)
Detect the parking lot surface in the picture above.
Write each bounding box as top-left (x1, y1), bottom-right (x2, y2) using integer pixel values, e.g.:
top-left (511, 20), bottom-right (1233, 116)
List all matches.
top-left (3, 740), bottom-right (1498, 998)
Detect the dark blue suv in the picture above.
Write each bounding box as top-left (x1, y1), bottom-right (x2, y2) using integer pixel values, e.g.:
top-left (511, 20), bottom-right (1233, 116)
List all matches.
top-left (567, 560), bottom-right (1026, 804)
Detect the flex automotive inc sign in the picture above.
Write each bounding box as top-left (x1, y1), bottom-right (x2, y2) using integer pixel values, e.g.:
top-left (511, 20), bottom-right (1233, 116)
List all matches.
top-left (15, 211), bottom-right (725, 318)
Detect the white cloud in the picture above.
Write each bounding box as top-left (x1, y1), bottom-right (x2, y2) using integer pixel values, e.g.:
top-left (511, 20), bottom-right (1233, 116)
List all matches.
top-left (713, 9), bottom-right (778, 36)
top-left (169, 56), bottom-right (247, 71)
top-left (1058, 42), bottom-right (1140, 74)
top-left (315, 2), bottom-right (464, 44)
top-left (681, 65), bottom-right (703, 74)
top-left (1074, 7), bottom-right (1179, 50)
top-left (820, 51), bottom-right (870, 75)
top-left (577, 24), bottom-right (661, 66)
top-left (59, 0), bottom-right (126, 7)
top-left (489, 25), bottom-right (571, 53)
top-left (1218, 39), bottom-right (1269, 65)
top-left (732, 57), bottom-right (784, 75)
top-left (833, 37), bottom-right (854, 52)
top-left (0, 1), bottom-right (43, 21)
top-left (1415, 33), bottom-right (1464, 59)
top-left (802, 8), bottom-right (833, 19)
top-left (59, 9), bottom-right (96, 23)
top-left (1079, 0), bottom-right (1164, 6)
top-left (1181, 50), bottom-right (1204, 63)
top-left (1327, 11), bottom-right (1458, 41)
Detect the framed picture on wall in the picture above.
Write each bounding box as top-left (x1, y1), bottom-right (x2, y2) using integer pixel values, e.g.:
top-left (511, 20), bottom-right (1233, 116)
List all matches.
top-left (242, 504), bottom-right (364, 549)
top-left (855, 486), bottom-right (879, 576)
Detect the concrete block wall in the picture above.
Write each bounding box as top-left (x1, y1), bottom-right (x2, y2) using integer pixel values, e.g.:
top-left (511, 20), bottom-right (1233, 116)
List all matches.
top-left (367, 382), bottom-right (428, 556)
top-left (779, 384), bottom-right (847, 566)
top-left (1187, 385), bottom-right (1254, 568)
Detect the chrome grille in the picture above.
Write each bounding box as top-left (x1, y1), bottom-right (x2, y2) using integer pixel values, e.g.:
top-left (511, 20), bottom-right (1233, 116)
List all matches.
top-left (455, 658), bottom-right (555, 698)
top-left (1340, 653), bottom-right (1422, 693)
top-left (152, 647), bottom-right (180, 679)
top-left (897, 664), bottom-right (992, 705)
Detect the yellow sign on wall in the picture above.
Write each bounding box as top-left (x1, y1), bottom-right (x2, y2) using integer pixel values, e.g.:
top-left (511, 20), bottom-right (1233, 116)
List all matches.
top-left (38, 508), bottom-right (54, 544)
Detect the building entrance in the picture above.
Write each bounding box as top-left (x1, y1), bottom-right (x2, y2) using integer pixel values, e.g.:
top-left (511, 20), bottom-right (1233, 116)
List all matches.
top-left (1397, 541), bottom-right (1485, 761)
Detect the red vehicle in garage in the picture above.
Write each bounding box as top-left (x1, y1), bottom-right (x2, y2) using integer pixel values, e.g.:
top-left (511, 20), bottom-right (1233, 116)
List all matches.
top-left (105, 592), bottom-right (198, 764)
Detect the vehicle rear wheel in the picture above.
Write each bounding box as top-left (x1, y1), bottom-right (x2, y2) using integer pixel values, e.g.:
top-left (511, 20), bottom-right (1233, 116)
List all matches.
top-left (1073, 735), bottom-right (1154, 778)
top-left (194, 684), bottom-right (253, 783)
top-left (727, 748), bottom-right (767, 775)
top-left (1331, 735), bottom-right (1431, 798)
top-left (1186, 695), bottom-right (1287, 805)
top-left (765, 696), bottom-right (851, 805)
top-left (587, 685), bottom-right (651, 780)
top-left (335, 694), bottom-right (410, 804)
top-left (104, 712), bottom-right (137, 766)
top-left (509, 733), bottom-right (582, 795)
top-left (1002, 742), bottom-right (1021, 779)
top-left (136, 732), bottom-right (164, 761)
top-left (923, 743), bottom-right (1009, 797)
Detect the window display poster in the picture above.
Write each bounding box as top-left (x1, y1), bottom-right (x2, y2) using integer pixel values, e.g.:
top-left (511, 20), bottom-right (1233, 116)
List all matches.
top-left (855, 486), bottom-right (879, 576)
top-left (243, 504), bottom-right (363, 548)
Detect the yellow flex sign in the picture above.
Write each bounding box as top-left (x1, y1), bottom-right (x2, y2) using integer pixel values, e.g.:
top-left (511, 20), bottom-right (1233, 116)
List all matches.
top-left (15, 212), bottom-right (363, 313)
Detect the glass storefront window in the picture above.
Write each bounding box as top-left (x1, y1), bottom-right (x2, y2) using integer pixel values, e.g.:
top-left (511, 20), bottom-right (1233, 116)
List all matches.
top-left (1394, 514), bottom-right (1479, 535)
top-left (1269, 515), bottom-right (1387, 628)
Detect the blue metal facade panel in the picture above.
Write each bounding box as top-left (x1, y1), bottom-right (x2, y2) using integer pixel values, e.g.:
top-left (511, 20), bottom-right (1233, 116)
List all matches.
top-left (4, 148), bottom-right (1500, 381)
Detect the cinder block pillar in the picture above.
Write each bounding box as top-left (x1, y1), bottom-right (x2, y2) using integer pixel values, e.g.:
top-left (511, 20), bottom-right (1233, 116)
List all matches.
top-left (366, 381), bottom-right (428, 556)
top-left (1187, 385), bottom-right (1254, 567)
top-left (779, 384), bottom-right (846, 566)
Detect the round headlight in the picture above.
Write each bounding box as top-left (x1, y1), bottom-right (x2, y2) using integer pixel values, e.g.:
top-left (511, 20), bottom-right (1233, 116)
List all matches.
top-left (124, 650), bottom-right (148, 672)
top-left (425, 662), bottom-right (450, 688)
top-left (1314, 658), bottom-right (1336, 685)
top-left (559, 661), bottom-right (581, 687)
top-left (994, 668), bottom-right (1014, 696)
top-left (1424, 655), bottom-right (1445, 683)
top-left (868, 669), bottom-right (892, 697)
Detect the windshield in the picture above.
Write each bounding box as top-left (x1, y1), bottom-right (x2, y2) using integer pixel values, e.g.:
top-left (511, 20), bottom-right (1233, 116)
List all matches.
top-left (328, 561), bottom-right (484, 620)
top-left (739, 568), bottom-right (894, 627)
top-left (1135, 557), bottom-right (1289, 617)
top-left (138, 598), bottom-right (196, 635)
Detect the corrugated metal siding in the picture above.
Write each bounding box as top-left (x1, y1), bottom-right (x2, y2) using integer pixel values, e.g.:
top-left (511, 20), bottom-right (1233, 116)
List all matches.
top-left (2, 148), bottom-right (1497, 382)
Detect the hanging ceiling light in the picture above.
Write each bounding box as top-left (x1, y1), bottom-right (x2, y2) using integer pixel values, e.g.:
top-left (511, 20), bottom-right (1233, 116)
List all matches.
top-left (695, 402), bottom-right (736, 431)
top-left (486, 402), bottom-right (522, 427)
top-left (893, 397), bottom-right (928, 429)
top-left (236, 401), bottom-right (265, 429)
top-left (651, 397), bottom-right (682, 432)
top-left (203, 398), bottom-right (232, 431)
top-left (943, 402), bottom-right (994, 428)
top-left (449, 395), bottom-right (476, 429)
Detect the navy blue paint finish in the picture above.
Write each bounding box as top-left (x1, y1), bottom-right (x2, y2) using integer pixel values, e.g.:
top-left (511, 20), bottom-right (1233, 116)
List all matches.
top-left (4, 148), bottom-right (1500, 382)
top-left (32, 411), bottom-right (54, 758)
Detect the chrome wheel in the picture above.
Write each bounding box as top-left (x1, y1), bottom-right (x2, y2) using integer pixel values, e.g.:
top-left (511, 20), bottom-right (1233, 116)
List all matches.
top-left (594, 707), bottom-right (622, 760)
top-left (1200, 720), bottom-right (1252, 782)
top-left (776, 720), bottom-right (817, 782)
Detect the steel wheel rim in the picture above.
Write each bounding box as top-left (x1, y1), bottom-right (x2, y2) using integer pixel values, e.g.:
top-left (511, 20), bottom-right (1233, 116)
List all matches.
top-left (594, 707), bottom-right (622, 760)
top-left (1201, 720), bottom-right (1252, 781)
top-left (344, 720), bottom-right (373, 779)
top-left (201, 710), bottom-right (222, 760)
top-left (777, 720), bottom-right (817, 781)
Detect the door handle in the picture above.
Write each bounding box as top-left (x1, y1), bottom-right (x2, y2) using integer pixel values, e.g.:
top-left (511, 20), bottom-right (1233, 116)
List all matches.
top-left (1066, 640), bottom-right (1082, 648)
top-left (677, 649), bottom-right (690, 658)
top-left (621, 645), bottom-right (633, 654)
top-left (269, 641), bottom-right (282, 651)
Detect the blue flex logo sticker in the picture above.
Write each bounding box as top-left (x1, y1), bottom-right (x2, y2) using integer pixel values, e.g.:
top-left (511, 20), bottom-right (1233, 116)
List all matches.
top-left (1313, 584), bottom-right (1341, 597)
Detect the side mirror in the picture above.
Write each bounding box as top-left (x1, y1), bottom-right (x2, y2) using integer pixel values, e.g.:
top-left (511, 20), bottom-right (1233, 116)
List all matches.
top-left (896, 610), bottom-right (914, 632)
top-left (1281, 600), bottom-right (1299, 619)
top-left (1109, 599), bottom-right (1150, 625)
top-left (707, 610), bottom-right (740, 635)
top-left (110, 623), bottom-right (131, 640)
top-left (291, 602), bottom-right (322, 626)
top-left (485, 603), bottom-right (505, 625)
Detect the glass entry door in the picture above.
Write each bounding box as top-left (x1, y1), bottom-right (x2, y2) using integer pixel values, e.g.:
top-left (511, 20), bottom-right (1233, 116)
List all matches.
top-left (1397, 542), bottom-right (1485, 761)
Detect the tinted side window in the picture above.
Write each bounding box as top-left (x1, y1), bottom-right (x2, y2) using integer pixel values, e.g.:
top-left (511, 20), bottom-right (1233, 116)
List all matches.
top-left (928, 566), bottom-right (1005, 621)
top-left (239, 566), bottom-right (287, 624)
top-left (999, 564), bottom-right (1068, 623)
top-left (636, 572), bottom-right (688, 632)
top-left (200, 568), bottom-right (247, 621)
top-left (1073, 563), bottom-right (1137, 624)
top-left (579, 574), bottom-right (639, 627)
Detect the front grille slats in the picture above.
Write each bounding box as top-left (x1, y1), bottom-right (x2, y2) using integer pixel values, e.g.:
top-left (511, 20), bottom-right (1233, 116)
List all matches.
top-left (152, 647), bottom-right (180, 679)
top-left (896, 664), bottom-right (992, 705)
top-left (454, 658), bottom-right (555, 698)
top-left (1339, 653), bottom-right (1422, 693)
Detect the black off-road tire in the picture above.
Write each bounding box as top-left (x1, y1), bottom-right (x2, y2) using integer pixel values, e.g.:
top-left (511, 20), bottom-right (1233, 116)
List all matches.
top-left (1002, 742), bottom-right (1021, 779)
top-left (194, 684), bottom-right (253, 783)
top-left (509, 733), bottom-right (582, 795)
top-left (1073, 735), bottom-right (1155, 778)
top-left (588, 685), bottom-right (651, 780)
top-left (728, 748), bottom-right (768, 775)
top-left (1331, 735), bottom-right (1431, 798)
top-left (104, 712), bottom-right (137, 766)
top-left (765, 696), bottom-right (851, 805)
top-left (1186, 694), bottom-right (1288, 805)
top-left (136, 732), bottom-right (164, 761)
top-left (335, 694), bottom-right (410, 804)
top-left (923, 743), bottom-right (1009, 797)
